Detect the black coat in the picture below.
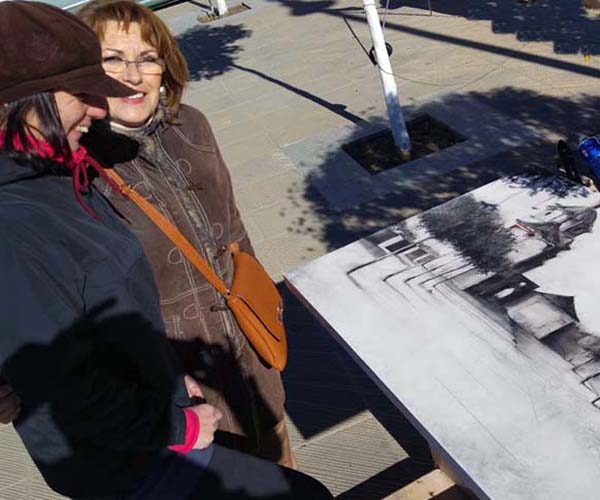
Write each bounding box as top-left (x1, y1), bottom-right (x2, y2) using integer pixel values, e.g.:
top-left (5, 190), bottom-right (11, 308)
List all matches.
top-left (0, 153), bottom-right (200, 498)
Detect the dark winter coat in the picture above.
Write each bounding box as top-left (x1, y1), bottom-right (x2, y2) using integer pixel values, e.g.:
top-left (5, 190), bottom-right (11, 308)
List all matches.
top-left (0, 153), bottom-right (200, 499)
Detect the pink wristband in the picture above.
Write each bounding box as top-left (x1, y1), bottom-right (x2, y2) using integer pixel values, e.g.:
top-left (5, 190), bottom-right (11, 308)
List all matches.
top-left (168, 408), bottom-right (200, 454)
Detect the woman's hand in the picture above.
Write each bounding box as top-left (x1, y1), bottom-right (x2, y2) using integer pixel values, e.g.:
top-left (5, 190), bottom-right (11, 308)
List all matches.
top-left (184, 374), bottom-right (222, 449)
top-left (0, 384), bottom-right (21, 424)
top-left (189, 403), bottom-right (223, 450)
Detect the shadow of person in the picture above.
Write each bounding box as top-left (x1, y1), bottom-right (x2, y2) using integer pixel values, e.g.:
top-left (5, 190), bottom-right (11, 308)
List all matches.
top-left (3, 299), bottom-right (321, 499)
top-left (4, 299), bottom-right (187, 498)
top-left (169, 337), bottom-right (285, 464)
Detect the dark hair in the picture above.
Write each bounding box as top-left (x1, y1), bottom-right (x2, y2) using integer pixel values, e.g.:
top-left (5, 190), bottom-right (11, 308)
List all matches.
top-left (0, 92), bottom-right (71, 170)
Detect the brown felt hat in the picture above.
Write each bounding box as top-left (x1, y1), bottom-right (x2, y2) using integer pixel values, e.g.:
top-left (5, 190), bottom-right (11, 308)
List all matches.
top-left (0, 1), bottom-right (134, 104)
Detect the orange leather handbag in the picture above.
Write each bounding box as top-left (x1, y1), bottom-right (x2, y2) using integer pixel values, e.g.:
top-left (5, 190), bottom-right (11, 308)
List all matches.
top-left (105, 169), bottom-right (288, 372)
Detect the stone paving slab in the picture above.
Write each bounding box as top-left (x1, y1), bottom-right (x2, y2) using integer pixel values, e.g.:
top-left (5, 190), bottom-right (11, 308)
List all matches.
top-left (0, 426), bottom-right (63, 500)
top-left (293, 416), bottom-right (411, 498)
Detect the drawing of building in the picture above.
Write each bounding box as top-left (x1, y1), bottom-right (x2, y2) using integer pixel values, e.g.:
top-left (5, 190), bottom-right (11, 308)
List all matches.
top-left (348, 180), bottom-right (600, 406)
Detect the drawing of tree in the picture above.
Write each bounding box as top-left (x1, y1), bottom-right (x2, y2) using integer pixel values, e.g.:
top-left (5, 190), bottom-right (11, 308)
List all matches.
top-left (420, 194), bottom-right (515, 274)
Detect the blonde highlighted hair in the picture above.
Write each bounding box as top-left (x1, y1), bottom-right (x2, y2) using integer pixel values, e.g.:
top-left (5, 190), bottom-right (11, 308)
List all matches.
top-left (78, 0), bottom-right (188, 122)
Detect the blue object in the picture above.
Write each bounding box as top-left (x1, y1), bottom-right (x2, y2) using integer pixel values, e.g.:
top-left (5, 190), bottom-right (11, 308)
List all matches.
top-left (578, 136), bottom-right (600, 177)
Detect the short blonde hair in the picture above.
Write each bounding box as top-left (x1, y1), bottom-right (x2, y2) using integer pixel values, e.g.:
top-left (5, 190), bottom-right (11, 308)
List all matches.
top-left (79, 0), bottom-right (188, 122)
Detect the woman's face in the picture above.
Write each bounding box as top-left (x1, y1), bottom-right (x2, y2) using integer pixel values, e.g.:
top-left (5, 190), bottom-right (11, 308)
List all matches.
top-left (101, 21), bottom-right (163, 128)
top-left (53, 91), bottom-right (107, 151)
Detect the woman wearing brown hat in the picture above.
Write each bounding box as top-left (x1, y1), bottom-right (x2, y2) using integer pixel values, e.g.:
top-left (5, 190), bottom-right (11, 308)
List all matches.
top-left (0, 2), bottom-right (331, 499)
top-left (75, 0), bottom-right (296, 469)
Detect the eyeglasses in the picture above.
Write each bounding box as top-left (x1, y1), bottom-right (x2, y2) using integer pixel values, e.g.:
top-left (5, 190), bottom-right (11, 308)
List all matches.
top-left (102, 55), bottom-right (165, 75)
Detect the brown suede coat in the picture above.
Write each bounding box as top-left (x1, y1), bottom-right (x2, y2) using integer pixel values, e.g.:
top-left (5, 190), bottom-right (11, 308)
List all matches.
top-left (91, 104), bottom-right (285, 452)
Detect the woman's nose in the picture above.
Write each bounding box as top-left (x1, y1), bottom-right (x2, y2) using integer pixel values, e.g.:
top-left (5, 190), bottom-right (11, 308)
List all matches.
top-left (122, 62), bottom-right (143, 84)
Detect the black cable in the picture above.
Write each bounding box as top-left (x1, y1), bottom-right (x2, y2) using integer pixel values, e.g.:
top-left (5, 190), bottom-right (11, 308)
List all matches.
top-left (347, 8), bottom-right (517, 89)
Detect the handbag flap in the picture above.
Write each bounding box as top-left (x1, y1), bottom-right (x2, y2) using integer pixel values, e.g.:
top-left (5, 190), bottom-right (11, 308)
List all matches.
top-left (230, 250), bottom-right (285, 341)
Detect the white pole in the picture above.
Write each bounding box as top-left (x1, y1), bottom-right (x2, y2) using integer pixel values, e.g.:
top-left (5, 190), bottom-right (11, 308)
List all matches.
top-left (215, 0), bottom-right (228, 15)
top-left (363, 0), bottom-right (411, 153)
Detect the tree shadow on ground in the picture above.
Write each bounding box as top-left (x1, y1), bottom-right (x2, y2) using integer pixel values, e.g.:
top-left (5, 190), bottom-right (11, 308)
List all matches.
top-left (384, 0), bottom-right (600, 55)
top-left (176, 23), bottom-right (251, 80)
top-left (283, 87), bottom-right (600, 253)
top-left (176, 24), bottom-right (364, 123)
top-left (266, 0), bottom-right (600, 76)
top-left (273, 0), bottom-right (600, 56)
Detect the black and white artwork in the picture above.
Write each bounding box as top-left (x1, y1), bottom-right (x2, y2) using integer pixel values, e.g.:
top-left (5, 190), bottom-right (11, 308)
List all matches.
top-left (286, 174), bottom-right (600, 500)
top-left (355, 176), bottom-right (600, 403)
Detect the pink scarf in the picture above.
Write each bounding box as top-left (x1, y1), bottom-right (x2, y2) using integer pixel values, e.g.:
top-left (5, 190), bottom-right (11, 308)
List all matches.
top-left (0, 131), bottom-right (121, 218)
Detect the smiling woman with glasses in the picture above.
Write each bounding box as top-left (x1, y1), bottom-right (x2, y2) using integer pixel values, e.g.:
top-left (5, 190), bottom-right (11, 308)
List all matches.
top-left (73, 0), bottom-right (313, 491)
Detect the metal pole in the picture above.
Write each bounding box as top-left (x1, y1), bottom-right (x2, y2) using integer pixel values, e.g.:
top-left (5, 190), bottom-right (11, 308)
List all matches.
top-left (363, 0), bottom-right (411, 153)
top-left (215, 0), bottom-right (228, 15)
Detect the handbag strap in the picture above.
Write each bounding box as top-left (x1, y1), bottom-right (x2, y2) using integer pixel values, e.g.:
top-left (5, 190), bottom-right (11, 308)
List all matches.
top-left (105, 168), bottom-right (231, 298)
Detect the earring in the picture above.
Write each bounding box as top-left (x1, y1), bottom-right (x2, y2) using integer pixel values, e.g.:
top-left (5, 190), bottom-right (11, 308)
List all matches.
top-left (157, 85), bottom-right (170, 122)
